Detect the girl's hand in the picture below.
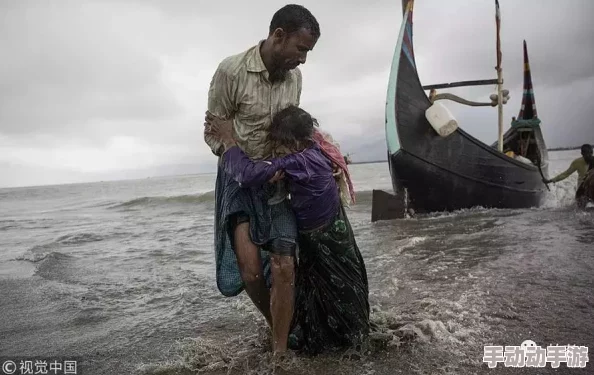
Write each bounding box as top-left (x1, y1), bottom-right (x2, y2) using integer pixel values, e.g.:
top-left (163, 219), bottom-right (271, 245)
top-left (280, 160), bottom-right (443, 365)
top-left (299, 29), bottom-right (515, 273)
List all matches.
top-left (269, 171), bottom-right (285, 183)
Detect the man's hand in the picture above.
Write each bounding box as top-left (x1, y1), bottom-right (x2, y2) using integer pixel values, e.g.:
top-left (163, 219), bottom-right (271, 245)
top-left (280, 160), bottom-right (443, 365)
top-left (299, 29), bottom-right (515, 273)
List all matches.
top-left (205, 111), bottom-right (235, 148)
top-left (269, 171), bottom-right (285, 183)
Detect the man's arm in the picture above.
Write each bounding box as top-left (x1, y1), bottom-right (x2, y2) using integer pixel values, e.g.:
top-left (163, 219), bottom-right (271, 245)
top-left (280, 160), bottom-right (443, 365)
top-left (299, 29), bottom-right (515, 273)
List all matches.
top-left (549, 160), bottom-right (578, 183)
top-left (222, 146), bottom-right (293, 188)
top-left (205, 64), bottom-right (237, 156)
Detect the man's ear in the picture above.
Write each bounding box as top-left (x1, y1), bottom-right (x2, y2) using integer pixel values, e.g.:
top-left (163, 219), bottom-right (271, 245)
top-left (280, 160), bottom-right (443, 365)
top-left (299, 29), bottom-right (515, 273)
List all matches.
top-left (271, 28), bottom-right (286, 43)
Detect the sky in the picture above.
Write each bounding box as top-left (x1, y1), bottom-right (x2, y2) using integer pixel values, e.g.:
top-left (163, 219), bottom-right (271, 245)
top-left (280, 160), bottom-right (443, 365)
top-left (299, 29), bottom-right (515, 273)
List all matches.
top-left (1, 0), bottom-right (593, 188)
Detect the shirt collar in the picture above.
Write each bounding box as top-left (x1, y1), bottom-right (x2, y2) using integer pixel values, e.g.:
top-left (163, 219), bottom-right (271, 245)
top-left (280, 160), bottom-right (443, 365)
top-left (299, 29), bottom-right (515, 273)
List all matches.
top-left (246, 40), bottom-right (268, 73)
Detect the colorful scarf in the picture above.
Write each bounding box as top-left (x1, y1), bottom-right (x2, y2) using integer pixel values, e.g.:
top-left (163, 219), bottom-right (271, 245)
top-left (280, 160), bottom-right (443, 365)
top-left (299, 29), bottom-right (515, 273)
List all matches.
top-left (313, 128), bottom-right (356, 205)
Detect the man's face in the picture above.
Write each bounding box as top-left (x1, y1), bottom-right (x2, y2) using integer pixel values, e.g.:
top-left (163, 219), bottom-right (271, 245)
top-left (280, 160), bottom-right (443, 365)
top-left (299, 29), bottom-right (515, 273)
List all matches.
top-left (271, 28), bottom-right (317, 72)
top-left (583, 148), bottom-right (593, 159)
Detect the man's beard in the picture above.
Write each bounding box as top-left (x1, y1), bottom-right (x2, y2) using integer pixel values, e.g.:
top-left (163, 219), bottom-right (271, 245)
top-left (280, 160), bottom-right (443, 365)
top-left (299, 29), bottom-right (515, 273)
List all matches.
top-left (269, 68), bottom-right (288, 83)
top-left (269, 52), bottom-right (289, 83)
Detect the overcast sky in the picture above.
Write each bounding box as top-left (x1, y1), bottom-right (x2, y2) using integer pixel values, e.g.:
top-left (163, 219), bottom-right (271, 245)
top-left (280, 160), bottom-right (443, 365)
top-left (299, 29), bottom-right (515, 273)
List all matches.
top-left (1, 0), bottom-right (593, 188)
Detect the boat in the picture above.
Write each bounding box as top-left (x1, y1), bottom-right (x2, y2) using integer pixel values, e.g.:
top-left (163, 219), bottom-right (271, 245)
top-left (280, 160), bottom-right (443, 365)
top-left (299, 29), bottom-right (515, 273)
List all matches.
top-left (344, 153), bottom-right (353, 165)
top-left (371, 0), bottom-right (549, 221)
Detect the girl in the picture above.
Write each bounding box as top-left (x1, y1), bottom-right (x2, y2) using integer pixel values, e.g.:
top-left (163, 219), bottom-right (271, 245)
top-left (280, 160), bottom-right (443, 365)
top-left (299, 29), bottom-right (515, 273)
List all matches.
top-left (208, 105), bottom-right (370, 354)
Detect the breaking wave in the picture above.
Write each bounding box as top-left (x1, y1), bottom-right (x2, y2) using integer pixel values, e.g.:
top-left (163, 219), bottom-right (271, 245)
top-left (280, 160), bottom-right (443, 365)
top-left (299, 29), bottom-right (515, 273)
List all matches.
top-left (108, 190), bottom-right (379, 211)
top-left (15, 250), bottom-right (74, 263)
top-left (103, 181), bottom-right (579, 215)
top-left (108, 191), bottom-right (217, 209)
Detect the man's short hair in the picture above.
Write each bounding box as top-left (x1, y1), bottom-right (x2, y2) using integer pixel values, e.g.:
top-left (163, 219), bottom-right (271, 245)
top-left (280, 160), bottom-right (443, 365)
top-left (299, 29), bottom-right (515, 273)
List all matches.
top-left (581, 143), bottom-right (593, 155)
top-left (269, 4), bottom-right (320, 39)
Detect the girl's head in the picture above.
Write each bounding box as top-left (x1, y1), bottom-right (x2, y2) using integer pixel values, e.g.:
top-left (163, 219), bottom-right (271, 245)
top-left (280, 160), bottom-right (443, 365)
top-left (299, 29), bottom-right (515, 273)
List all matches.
top-left (269, 105), bottom-right (315, 150)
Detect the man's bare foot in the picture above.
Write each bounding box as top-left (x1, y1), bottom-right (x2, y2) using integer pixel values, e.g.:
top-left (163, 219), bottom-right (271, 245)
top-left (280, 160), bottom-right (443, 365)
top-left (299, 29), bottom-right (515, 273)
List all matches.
top-left (271, 350), bottom-right (296, 367)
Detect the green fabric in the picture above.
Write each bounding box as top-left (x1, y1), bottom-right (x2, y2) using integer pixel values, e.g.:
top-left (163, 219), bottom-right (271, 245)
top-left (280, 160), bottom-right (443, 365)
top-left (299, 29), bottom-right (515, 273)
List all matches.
top-left (511, 117), bottom-right (541, 129)
top-left (290, 205), bottom-right (370, 355)
top-left (551, 157), bottom-right (589, 187)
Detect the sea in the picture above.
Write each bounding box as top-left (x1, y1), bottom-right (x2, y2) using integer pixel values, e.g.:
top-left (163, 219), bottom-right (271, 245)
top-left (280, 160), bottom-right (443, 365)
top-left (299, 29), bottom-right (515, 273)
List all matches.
top-left (0, 149), bottom-right (592, 375)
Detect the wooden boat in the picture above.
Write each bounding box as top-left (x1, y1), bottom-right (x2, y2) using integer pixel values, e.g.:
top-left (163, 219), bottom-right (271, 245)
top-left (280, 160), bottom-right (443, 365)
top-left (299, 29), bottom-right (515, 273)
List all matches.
top-left (371, 0), bottom-right (549, 220)
top-left (344, 153), bottom-right (353, 165)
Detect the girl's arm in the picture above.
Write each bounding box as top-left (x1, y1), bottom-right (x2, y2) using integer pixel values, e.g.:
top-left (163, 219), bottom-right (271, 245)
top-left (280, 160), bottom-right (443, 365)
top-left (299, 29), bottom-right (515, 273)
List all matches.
top-left (222, 146), bottom-right (293, 188)
top-left (208, 119), bottom-right (295, 187)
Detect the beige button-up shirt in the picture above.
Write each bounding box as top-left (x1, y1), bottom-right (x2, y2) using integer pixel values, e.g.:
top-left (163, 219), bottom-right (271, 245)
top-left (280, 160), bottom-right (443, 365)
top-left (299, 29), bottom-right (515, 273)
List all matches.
top-left (205, 41), bottom-right (302, 160)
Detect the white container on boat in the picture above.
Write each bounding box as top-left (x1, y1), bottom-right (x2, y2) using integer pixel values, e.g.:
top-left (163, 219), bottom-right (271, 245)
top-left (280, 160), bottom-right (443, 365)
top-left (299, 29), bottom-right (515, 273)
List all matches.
top-left (515, 155), bottom-right (533, 165)
top-left (425, 101), bottom-right (458, 137)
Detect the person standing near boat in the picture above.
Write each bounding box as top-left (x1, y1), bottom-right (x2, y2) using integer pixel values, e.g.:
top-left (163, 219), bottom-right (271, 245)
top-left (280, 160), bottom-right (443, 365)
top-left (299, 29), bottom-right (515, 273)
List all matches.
top-left (575, 148), bottom-right (594, 208)
top-left (543, 144), bottom-right (593, 189)
top-left (203, 4), bottom-right (320, 354)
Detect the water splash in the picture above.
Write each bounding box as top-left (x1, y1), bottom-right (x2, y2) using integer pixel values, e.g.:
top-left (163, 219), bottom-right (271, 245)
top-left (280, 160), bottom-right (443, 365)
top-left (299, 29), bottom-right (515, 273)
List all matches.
top-left (541, 175), bottom-right (580, 208)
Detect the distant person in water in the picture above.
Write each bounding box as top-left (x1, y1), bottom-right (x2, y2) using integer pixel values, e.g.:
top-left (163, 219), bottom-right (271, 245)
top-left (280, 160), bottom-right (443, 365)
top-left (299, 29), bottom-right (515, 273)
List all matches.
top-left (544, 144), bottom-right (593, 189)
top-left (207, 105), bottom-right (370, 354)
top-left (575, 151), bottom-right (594, 208)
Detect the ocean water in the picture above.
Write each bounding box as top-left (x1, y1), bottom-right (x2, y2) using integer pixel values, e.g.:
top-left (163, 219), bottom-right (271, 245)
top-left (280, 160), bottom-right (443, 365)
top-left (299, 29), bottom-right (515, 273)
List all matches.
top-left (0, 150), bottom-right (592, 375)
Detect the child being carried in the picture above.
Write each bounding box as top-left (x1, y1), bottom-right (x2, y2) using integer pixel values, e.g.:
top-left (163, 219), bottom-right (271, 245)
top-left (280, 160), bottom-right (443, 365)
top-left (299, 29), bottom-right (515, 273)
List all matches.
top-left (208, 105), bottom-right (370, 354)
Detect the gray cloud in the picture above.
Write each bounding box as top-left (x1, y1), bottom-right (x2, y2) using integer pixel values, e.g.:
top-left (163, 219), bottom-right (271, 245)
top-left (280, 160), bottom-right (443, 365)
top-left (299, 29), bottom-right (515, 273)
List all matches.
top-left (0, 0), bottom-right (593, 187)
top-left (0, 1), bottom-right (182, 139)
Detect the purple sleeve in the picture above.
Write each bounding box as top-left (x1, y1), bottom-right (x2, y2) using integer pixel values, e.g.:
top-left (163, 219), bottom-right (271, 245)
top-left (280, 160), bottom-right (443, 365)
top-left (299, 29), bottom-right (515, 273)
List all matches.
top-left (221, 146), bottom-right (292, 187)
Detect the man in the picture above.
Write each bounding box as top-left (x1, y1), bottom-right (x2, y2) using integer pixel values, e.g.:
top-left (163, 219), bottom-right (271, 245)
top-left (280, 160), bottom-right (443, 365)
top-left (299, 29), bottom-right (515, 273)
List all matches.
top-left (575, 151), bottom-right (594, 208)
top-left (203, 5), bottom-right (320, 354)
top-left (544, 144), bottom-right (593, 189)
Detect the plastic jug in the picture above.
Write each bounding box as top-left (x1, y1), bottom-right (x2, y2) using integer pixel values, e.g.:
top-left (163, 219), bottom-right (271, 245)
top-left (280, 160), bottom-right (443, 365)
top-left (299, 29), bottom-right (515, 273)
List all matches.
top-left (425, 101), bottom-right (458, 137)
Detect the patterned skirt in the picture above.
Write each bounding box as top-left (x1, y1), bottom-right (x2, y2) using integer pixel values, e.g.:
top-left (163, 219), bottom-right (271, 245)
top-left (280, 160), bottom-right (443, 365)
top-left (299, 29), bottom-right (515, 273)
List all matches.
top-left (213, 163), bottom-right (297, 297)
top-left (291, 205), bottom-right (370, 354)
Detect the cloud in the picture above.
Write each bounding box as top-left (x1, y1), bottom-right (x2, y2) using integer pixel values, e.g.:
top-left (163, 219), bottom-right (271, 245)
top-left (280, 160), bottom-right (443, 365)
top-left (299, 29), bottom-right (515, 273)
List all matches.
top-left (0, 2), bottom-right (182, 136)
top-left (0, 0), bottom-right (593, 187)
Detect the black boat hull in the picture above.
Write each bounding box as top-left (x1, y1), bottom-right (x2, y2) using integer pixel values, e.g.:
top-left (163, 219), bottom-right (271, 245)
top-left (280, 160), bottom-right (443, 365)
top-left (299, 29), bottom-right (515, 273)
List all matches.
top-left (388, 150), bottom-right (546, 213)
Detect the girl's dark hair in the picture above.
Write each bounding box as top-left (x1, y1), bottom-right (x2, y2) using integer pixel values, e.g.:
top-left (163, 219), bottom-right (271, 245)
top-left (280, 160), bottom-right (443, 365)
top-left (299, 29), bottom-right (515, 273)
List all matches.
top-left (269, 105), bottom-right (314, 149)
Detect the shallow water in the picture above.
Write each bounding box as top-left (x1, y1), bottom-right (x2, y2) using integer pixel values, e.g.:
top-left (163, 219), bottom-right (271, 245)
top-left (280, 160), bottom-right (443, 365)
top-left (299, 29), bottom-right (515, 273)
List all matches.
top-left (1, 150), bottom-right (592, 374)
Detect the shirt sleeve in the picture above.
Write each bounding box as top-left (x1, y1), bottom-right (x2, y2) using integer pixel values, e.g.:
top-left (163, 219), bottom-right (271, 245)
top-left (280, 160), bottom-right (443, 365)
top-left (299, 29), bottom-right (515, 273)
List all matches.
top-left (221, 146), bottom-right (293, 187)
top-left (551, 159), bottom-right (578, 182)
top-left (205, 64), bottom-right (237, 157)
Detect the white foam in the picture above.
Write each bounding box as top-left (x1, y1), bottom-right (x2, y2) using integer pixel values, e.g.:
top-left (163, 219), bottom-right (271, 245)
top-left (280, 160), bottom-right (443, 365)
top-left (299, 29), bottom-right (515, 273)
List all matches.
top-left (423, 206), bottom-right (490, 220)
top-left (136, 333), bottom-right (309, 375)
top-left (541, 175), bottom-right (579, 208)
top-left (371, 236), bottom-right (428, 270)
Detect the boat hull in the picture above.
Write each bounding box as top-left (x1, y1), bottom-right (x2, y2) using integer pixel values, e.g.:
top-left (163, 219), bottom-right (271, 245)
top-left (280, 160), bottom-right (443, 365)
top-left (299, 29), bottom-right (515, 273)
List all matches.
top-left (388, 150), bottom-right (546, 213)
